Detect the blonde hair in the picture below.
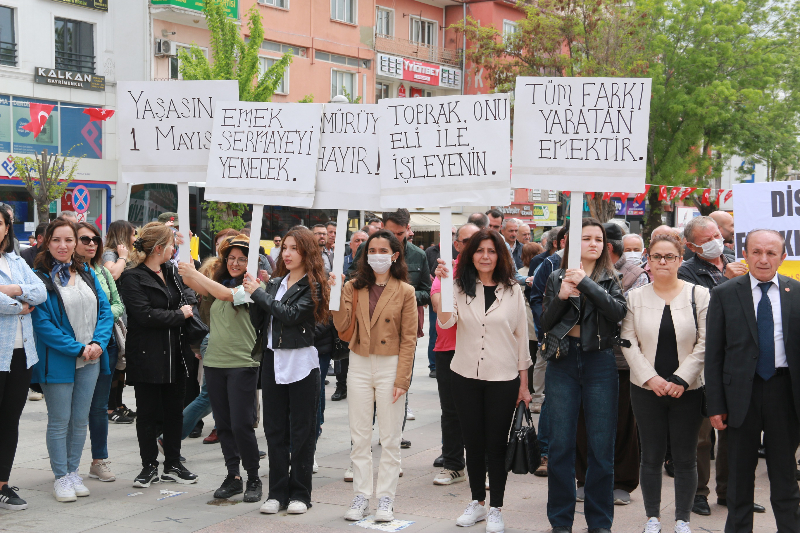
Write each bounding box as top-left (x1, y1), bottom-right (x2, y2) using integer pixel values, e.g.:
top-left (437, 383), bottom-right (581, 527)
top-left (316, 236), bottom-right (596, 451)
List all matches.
top-left (127, 222), bottom-right (174, 268)
top-left (199, 256), bottom-right (220, 278)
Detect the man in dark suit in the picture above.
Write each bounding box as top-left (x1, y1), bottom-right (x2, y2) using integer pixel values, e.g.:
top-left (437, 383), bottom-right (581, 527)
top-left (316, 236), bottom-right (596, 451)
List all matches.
top-left (705, 229), bottom-right (800, 533)
top-left (20, 223), bottom-right (47, 268)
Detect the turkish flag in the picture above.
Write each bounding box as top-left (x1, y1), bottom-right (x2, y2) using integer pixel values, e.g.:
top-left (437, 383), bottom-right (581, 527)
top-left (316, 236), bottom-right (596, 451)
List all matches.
top-left (701, 188), bottom-right (711, 206)
top-left (634, 185), bottom-right (651, 204)
top-left (618, 192), bottom-right (631, 203)
top-left (716, 189), bottom-right (725, 205)
top-left (21, 103), bottom-right (55, 139)
top-left (563, 191), bottom-right (570, 197)
top-left (602, 192), bottom-right (613, 201)
top-left (658, 185), bottom-right (668, 201)
top-left (668, 187), bottom-right (682, 201)
top-left (680, 187), bottom-right (697, 200)
top-left (83, 108), bottom-right (115, 122)
top-left (724, 190), bottom-right (733, 203)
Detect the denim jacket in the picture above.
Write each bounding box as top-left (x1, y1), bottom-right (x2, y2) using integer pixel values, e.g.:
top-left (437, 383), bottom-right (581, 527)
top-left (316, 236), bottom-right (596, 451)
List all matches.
top-left (0, 252), bottom-right (47, 371)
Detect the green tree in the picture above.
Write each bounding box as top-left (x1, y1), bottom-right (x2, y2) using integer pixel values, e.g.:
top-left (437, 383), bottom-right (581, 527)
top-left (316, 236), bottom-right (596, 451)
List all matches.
top-left (16, 149), bottom-right (80, 223)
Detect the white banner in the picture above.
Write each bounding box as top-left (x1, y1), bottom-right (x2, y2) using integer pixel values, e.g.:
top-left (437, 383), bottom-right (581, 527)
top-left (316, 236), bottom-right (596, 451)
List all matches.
top-left (312, 104), bottom-right (381, 210)
top-left (204, 102), bottom-right (324, 207)
top-left (117, 81), bottom-right (239, 184)
top-left (733, 181), bottom-right (800, 260)
top-left (378, 94), bottom-right (511, 208)
top-left (512, 77), bottom-right (651, 193)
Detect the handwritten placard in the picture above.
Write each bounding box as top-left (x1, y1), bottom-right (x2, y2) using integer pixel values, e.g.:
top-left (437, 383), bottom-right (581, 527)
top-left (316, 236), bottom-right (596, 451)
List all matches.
top-left (378, 94), bottom-right (511, 208)
top-left (117, 81), bottom-right (238, 184)
top-left (511, 77), bottom-right (651, 193)
top-left (204, 102), bottom-right (324, 207)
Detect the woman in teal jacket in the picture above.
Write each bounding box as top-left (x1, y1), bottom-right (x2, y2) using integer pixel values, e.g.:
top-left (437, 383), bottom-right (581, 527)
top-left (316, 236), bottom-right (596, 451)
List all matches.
top-left (30, 219), bottom-right (113, 503)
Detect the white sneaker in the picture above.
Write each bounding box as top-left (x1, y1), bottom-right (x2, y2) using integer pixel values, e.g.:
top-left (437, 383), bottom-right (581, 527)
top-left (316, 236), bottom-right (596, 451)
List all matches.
top-left (375, 496), bottom-right (394, 522)
top-left (486, 507), bottom-right (505, 533)
top-left (645, 517), bottom-right (662, 533)
top-left (53, 477), bottom-right (77, 502)
top-left (313, 456), bottom-right (319, 474)
top-left (69, 471), bottom-right (90, 497)
top-left (344, 494), bottom-right (370, 521)
top-left (433, 469), bottom-right (466, 485)
top-left (287, 500), bottom-right (308, 514)
top-left (260, 498), bottom-right (281, 514)
top-left (344, 462), bottom-right (354, 482)
top-left (674, 520), bottom-right (691, 533)
top-left (28, 390), bottom-right (43, 401)
top-left (406, 407), bottom-right (415, 420)
top-left (456, 500), bottom-right (487, 527)
top-left (89, 460), bottom-right (116, 482)
top-left (485, 473), bottom-right (490, 490)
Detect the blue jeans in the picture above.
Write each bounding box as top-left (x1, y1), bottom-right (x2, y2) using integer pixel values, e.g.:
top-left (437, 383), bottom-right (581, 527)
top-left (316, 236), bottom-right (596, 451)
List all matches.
top-left (317, 353), bottom-right (332, 442)
top-left (538, 395), bottom-right (550, 457)
top-left (427, 308), bottom-right (437, 370)
top-left (41, 362), bottom-right (101, 478)
top-left (182, 372), bottom-right (212, 440)
top-left (89, 343), bottom-right (118, 459)
top-left (546, 338), bottom-right (618, 530)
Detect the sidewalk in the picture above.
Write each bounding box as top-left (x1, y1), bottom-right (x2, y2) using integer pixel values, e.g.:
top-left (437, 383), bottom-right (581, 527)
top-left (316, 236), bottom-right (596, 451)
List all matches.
top-left (0, 333), bottom-right (782, 533)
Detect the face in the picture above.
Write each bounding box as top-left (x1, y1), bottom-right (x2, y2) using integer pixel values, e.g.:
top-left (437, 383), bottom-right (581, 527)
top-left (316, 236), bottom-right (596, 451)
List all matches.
top-left (647, 241), bottom-right (682, 279)
top-left (455, 226), bottom-right (479, 253)
top-left (327, 226), bottom-right (336, 247)
top-left (744, 232), bottom-right (785, 282)
top-left (367, 237), bottom-right (399, 260)
top-left (487, 215), bottom-right (503, 232)
top-left (369, 220), bottom-right (383, 230)
top-left (714, 215), bottom-right (735, 242)
top-left (273, 236), bottom-right (281, 248)
top-left (384, 220), bottom-right (408, 243)
top-left (473, 238), bottom-right (498, 274)
top-left (215, 236), bottom-right (227, 254)
top-left (501, 221), bottom-right (519, 244)
top-left (281, 236), bottom-right (303, 270)
top-left (688, 224), bottom-right (722, 250)
top-left (76, 227), bottom-right (101, 259)
top-left (623, 237), bottom-right (643, 253)
top-left (581, 225), bottom-right (605, 262)
top-left (518, 225), bottom-right (531, 244)
top-left (313, 227), bottom-right (327, 246)
top-left (0, 213), bottom-right (7, 243)
top-left (157, 235), bottom-right (176, 263)
top-left (49, 226), bottom-right (76, 263)
top-left (350, 232), bottom-right (368, 253)
top-left (226, 247), bottom-right (247, 278)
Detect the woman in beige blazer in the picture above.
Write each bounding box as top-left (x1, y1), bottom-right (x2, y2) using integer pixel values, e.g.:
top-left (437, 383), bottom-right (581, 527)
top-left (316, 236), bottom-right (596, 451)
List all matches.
top-left (330, 230), bottom-right (417, 524)
top-left (621, 232), bottom-right (709, 533)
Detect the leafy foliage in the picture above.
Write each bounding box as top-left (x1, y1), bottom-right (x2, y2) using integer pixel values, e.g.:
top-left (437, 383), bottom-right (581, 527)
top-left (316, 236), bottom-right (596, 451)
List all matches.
top-left (16, 149), bottom-right (80, 223)
top-left (203, 201), bottom-right (247, 233)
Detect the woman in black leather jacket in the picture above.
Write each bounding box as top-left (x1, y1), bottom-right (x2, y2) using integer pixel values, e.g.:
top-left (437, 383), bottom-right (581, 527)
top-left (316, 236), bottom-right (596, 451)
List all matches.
top-left (541, 217), bottom-right (627, 533)
top-left (242, 226), bottom-right (329, 516)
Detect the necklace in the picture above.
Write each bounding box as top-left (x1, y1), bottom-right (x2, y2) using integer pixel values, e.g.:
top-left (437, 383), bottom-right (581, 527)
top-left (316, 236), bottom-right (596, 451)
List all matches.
top-left (375, 280), bottom-right (388, 287)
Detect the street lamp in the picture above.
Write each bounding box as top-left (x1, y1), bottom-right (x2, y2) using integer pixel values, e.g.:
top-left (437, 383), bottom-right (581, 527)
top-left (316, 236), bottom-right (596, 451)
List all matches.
top-left (330, 94), bottom-right (349, 104)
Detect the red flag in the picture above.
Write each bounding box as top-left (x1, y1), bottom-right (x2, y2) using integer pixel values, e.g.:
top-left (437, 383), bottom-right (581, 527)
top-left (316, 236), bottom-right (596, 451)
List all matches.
top-left (668, 187), bottom-right (681, 201)
top-left (602, 192), bottom-right (613, 201)
top-left (701, 188), bottom-right (711, 206)
top-left (724, 190), bottom-right (733, 203)
top-left (658, 185), bottom-right (668, 201)
top-left (21, 103), bottom-right (55, 139)
top-left (586, 192), bottom-right (595, 199)
top-left (83, 108), bottom-right (115, 122)
top-left (634, 185), bottom-right (651, 204)
top-left (680, 187), bottom-right (697, 200)
top-left (563, 191), bottom-right (570, 197)
top-left (715, 189), bottom-right (726, 205)
top-left (618, 192), bottom-right (631, 203)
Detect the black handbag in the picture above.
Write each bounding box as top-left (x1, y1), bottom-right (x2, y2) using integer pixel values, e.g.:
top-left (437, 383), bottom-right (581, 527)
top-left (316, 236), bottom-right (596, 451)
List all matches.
top-left (541, 332), bottom-right (569, 362)
top-left (505, 402), bottom-right (541, 475)
top-left (172, 267), bottom-right (209, 344)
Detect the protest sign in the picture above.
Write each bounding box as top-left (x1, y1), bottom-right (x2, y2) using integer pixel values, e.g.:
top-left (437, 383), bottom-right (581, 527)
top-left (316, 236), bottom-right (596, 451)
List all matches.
top-left (377, 94), bottom-right (511, 209)
top-left (117, 81), bottom-right (238, 184)
top-left (733, 181), bottom-right (800, 260)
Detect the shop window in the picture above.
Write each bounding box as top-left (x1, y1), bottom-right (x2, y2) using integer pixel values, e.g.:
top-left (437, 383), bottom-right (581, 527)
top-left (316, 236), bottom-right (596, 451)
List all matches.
top-left (376, 82), bottom-right (390, 102)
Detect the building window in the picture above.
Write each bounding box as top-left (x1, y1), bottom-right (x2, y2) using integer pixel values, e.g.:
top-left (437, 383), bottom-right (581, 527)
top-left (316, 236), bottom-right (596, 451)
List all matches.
top-left (314, 50), bottom-right (369, 68)
top-left (410, 17), bottom-right (436, 46)
top-left (376, 8), bottom-right (392, 37)
top-left (331, 0), bottom-right (355, 24)
top-left (260, 57), bottom-right (288, 94)
top-left (258, 0), bottom-right (287, 8)
top-left (261, 40), bottom-right (305, 56)
top-left (503, 20), bottom-right (518, 36)
top-left (55, 18), bottom-right (94, 74)
top-left (376, 82), bottom-right (390, 102)
top-left (0, 6), bottom-right (16, 67)
top-left (331, 69), bottom-right (355, 99)
top-left (169, 45), bottom-right (193, 80)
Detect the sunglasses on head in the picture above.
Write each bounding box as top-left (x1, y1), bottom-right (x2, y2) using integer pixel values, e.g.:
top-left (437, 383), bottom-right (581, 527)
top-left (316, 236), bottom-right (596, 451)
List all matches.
top-left (79, 235), bottom-right (103, 246)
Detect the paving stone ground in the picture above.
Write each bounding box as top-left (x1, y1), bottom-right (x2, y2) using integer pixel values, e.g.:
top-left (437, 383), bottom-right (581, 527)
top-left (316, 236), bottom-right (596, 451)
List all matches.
top-left (0, 319), bottom-right (787, 533)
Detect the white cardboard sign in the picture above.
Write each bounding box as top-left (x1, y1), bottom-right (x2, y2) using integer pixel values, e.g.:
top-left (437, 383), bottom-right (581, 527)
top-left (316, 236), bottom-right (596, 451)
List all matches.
top-left (117, 81), bottom-right (239, 184)
top-left (312, 104), bottom-right (381, 210)
top-left (512, 77), bottom-right (651, 193)
top-left (378, 94), bottom-right (511, 208)
top-left (204, 102), bottom-right (324, 207)
top-left (733, 181), bottom-right (800, 260)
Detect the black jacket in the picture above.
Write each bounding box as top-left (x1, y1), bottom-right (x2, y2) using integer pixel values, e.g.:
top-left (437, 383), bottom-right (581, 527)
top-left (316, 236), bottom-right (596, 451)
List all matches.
top-left (425, 243), bottom-right (458, 274)
top-left (20, 244), bottom-right (38, 268)
top-left (541, 268), bottom-right (627, 351)
top-left (117, 263), bottom-right (197, 384)
top-left (249, 275), bottom-right (316, 350)
top-left (677, 256), bottom-right (730, 291)
top-left (314, 318), bottom-right (336, 355)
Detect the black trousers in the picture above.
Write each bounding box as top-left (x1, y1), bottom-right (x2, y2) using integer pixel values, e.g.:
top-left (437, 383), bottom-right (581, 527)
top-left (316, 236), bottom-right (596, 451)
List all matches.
top-left (726, 372), bottom-right (800, 533)
top-left (134, 370), bottom-right (186, 467)
top-left (451, 372), bottom-right (519, 508)
top-left (261, 349), bottom-right (319, 507)
top-left (0, 348), bottom-right (32, 481)
top-left (435, 350), bottom-right (465, 471)
top-left (336, 358), bottom-right (348, 389)
top-left (205, 366), bottom-right (260, 479)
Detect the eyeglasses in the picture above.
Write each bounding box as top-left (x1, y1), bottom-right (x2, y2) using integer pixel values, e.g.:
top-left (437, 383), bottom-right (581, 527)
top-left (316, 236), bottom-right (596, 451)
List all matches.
top-left (79, 236), bottom-right (102, 246)
top-left (227, 256), bottom-right (248, 266)
top-left (649, 253), bottom-right (679, 263)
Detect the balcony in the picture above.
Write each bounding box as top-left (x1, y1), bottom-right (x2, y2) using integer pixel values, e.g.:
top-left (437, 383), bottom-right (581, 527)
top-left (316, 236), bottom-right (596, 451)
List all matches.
top-left (375, 34), bottom-right (461, 68)
top-left (0, 40), bottom-right (16, 67)
top-left (55, 50), bottom-right (95, 74)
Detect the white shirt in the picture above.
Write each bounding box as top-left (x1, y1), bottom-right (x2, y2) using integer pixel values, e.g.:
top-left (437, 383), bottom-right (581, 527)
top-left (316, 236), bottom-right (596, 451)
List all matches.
top-left (749, 273), bottom-right (787, 368)
top-left (60, 274), bottom-right (99, 369)
top-left (0, 254), bottom-right (23, 349)
top-left (266, 274), bottom-right (318, 384)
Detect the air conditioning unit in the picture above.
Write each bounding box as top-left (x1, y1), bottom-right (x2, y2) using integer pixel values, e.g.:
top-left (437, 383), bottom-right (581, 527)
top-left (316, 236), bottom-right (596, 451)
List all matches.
top-left (155, 39), bottom-right (176, 57)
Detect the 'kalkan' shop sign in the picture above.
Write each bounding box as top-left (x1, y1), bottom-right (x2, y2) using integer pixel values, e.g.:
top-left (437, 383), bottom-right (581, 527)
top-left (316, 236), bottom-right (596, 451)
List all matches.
top-left (35, 67), bottom-right (105, 92)
top-left (403, 59), bottom-right (441, 86)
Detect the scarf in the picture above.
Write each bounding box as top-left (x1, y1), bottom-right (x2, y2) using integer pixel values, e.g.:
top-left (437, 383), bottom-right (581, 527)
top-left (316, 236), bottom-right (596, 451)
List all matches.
top-left (51, 259), bottom-right (73, 287)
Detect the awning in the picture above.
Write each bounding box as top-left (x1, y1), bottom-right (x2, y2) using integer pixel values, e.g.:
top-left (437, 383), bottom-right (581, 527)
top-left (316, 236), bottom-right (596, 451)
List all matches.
top-left (409, 212), bottom-right (469, 232)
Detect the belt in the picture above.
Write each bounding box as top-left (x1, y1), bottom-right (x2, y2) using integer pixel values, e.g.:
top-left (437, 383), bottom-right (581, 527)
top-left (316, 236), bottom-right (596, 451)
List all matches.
top-left (775, 367), bottom-right (790, 376)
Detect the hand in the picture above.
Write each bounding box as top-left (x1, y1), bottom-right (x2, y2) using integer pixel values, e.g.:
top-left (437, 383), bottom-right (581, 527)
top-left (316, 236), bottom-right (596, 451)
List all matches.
top-left (177, 261), bottom-right (197, 278)
top-left (327, 272), bottom-right (344, 287)
top-left (392, 387), bottom-right (407, 404)
top-left (19, 302), bottom-right (34, 315)
top-left (434, 257), bottom-right (452, 280)
top-left (564, 265), bottom-right (586, 286)
top-left (526, 276), bottom-right (534, 287)
top-left (83, 343), bottom-right (101, 361)
top-left (663, 382), bottom-right (685, 398)
top-left (117, 244), bottom-right (129, 260)
top-left (174, 231), bottom-right (186, 247)
top-left (0, 284), bottom-right (22, 297)
top-left (724, 261), bottom-right (748, 279)
top-left (710, 413), bottom-right (728, 430)
top-left (646, 375), bottom-right (669, 396)
top-left (89, 344), bottom-right (102, 360)
top-left (180, 304), bottom-right (194, 319)
top-left (257, 270), bottom-right (270, 283)
top-left (243, 273), bottom-right (261, 294)
top-left (558, 279), bottom-right (579, 300)
top-left (517, 387), bottom-right (532, 408)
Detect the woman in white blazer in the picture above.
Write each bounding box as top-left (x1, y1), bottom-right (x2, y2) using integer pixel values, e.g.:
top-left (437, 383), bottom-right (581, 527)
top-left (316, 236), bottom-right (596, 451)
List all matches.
top-left (621, 232), bottom-right (709, 533)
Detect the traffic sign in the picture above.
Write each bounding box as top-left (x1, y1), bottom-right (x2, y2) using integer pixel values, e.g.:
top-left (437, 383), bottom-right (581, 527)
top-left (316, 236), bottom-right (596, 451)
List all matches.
top-left (72, 185), bottom-right (90, 214)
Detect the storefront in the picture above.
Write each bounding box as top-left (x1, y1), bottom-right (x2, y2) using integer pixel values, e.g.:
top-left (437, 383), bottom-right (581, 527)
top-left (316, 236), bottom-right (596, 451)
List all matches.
top-left (376, 53), bottom-right (462, 101)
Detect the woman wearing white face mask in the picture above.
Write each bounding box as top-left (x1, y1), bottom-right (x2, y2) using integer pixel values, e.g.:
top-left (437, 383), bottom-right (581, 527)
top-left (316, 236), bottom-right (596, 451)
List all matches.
top-left (330, 230), bottom-right (417, 523)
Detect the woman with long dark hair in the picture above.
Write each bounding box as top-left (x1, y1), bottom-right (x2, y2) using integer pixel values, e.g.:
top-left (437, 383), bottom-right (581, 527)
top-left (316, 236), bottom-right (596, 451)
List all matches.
top-left (541, 217), bottom-right (628, 533)
top-left (242, 226), bottom-right (329, 515)
top-left (330, 229), bottom-right (417, 523)
top-left (435, 228), bottom-right (532, 533)
top-left (103, 220), bottom-right (136, 281)
top-left (178, 234), bottom-right (263, 504)
top-left (0, 205), bottom-right (46, 510)
top-left (30, 218), bottom-right (114, 502)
